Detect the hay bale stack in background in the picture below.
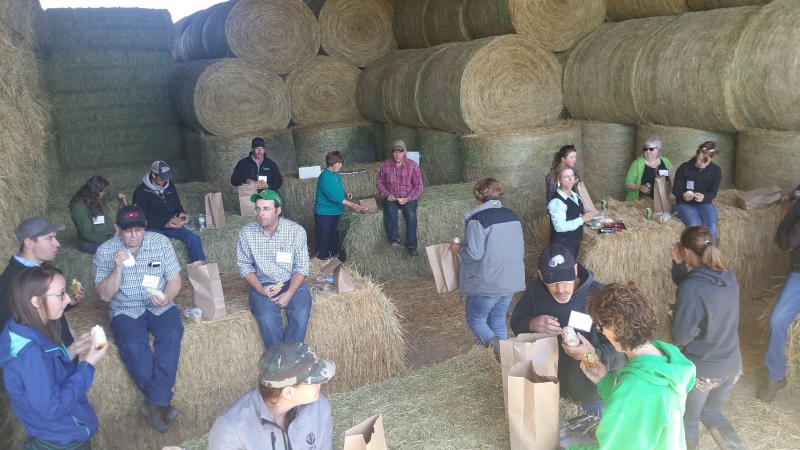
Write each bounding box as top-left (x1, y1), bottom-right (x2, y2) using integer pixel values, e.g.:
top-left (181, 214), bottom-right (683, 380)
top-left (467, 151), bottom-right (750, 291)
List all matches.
top-left (175, 182), bottom-right (230, 216)
top-left (317, 0), bottom-right (398, 68)
top-left (580, 122), bottom-right (637, 201)
top-left (171, 10), bottom-right (200, 61)
top-left (286, 55), bottom-right (363, 127)
top-left (384, 44), bottom-right (454, 128)
top-left (56, 124), bottom-right (182, 169)
top-left (636, 124), bottom-right (736, 189)
top-left (419, 128), bottom-right (463, 186)
top-left (735, 129), bottom-right (800, 193)
top-left (424, 0), bottom-right (471, 46)
top-left (50, 87), bottom-right (175, 132)
top-left (44, 8), bottom-right (173, 50)
top-left (292, 121), bottom-right (377, 166)
top-left (355, 49), bottom-right (410, 123)
top-left (171, 59), bottom-right (290, 137)
top-left (393, 0), bottom-right (430, 48)
top-left (373, 123), bottom-right (420, 160)
top-left (55, 159), bottom-right (190, 194)
top-left (605, 0), bottom-right (690, 22)
top-left (687, 0), bottom-right (770, 10)
top-left (177, 6), bottom-right (216, 61)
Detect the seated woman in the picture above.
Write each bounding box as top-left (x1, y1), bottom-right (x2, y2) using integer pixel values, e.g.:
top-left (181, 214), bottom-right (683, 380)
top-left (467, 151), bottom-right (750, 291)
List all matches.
top-left (567, 282), bottom-right (696, 450)
top-left (625, 136), bottom-right (672, 201)
top-left (69, 175), bottom-right (126, 254)
top-left (545, 145), bottom-right (581, 202)
top-left (671, 141), bottom-right (722, 241)
top-left (209, 341), bottom-right (335, 450)
top-left (548, 164), bottom-right (592, 258)
top-left (313, 151), bottom-right (363, 259)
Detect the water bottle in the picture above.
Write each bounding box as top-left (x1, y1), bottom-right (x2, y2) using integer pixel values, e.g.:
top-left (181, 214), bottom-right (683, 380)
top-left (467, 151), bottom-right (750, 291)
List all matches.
top-left (327, 275), bottom-right (336, 293)
top-left (198, 214), bottom-right (206, 231)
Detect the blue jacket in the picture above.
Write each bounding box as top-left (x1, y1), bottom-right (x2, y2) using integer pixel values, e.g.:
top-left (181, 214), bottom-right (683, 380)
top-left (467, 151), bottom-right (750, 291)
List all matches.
top-left (0, 319), bottom-right (98, 444)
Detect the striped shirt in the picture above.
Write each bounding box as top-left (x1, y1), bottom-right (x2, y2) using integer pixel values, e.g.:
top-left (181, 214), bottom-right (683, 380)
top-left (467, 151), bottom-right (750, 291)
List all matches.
top-left (236, 219), bottom-right (310, 285)
top-left (375, 158), bottom-right (423, 200)
top-left (94, 233), bottom-right (181, 319)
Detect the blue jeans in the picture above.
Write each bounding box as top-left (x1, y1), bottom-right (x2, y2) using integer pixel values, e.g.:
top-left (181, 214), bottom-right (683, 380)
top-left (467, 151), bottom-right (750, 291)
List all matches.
top-left (248, 281), bottom-right (312, 350)
top-left (764, 271), bottom-right (800, 381)
top-left (383, 199), bottom-right (418, 249)
top-left (674, 202), bottom-right (718, 239)
top-left (110, 307), bottom-right (184, 406)
top-left (149, 227), bottom-right (206, 262)
top-left (314, 214), bottom-right (340, 260)
top-left (465, 295), bottom-right (512, 344)
top-left (684, 375), bottom-right (737, 440)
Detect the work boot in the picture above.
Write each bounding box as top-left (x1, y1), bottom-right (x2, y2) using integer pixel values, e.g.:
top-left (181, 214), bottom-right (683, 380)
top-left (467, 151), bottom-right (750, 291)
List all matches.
top-left (756, 377), bottom-right (787, 403)
top-left (139, 403), bottom-right (169, 434)
top-left (483, 337), bottom-right (501, 360)
top-left (686, 439), bottom-right (699, 450)
top-left (708, 424), bottom-right (745, 450)
top-left (165, 404), bottom-right (181, 424)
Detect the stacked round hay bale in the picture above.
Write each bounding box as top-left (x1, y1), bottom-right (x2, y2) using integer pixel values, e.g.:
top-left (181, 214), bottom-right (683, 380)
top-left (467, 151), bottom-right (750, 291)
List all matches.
top-left (315, 0), bottom-right (398, 68)
top-left (394, 0), bottom-right (471, 48)
top-left (580, 122), bottom-right (637, 201)
top-left (419, 128), bottom-right (464, 186)
top-left (292, 121), bottom-right (377, 167)
top-left (636, 124), bottom-right (736, 189)
top-left (286, 55), bottom-right (364, 127)
top-left (605, 0), bottom-right (690, 21)
top-left (735, 129), bottom-right (800, 193)
top-left (373, 122), bottom-right (421, 161)
top-left (384, 44), bottom-right (455, 127)
top-left (355, 49), bottom-right (410, 123)
top-left (393, 0), bottom-right (431, 48)
top-left (687, 0), bottom-right (771, 10)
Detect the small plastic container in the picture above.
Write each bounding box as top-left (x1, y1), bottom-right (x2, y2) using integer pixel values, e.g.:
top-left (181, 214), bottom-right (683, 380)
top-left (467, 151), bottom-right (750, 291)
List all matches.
top-left (316, 275), bottom-right (328, 293)
top-left (198, 214), bottom-right (206, 231)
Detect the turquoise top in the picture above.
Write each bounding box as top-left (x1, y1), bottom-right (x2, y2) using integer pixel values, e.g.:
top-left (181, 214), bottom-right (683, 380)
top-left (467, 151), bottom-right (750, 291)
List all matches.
top-left (313, 168), bottom-right (346, 216)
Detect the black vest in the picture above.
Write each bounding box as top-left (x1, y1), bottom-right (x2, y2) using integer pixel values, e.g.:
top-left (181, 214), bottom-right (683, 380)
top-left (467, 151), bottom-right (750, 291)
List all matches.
top-left (549, 193), bottom-right (584, 250)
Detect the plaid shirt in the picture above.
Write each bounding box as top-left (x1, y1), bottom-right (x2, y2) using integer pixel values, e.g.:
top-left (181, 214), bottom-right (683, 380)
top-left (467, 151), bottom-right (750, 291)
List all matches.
top-left (236, 219), bottom-right (310, 285)
top-left (94, 232), bottom-right (181, 319)
top-left (375, 158), bottom-right (423, 200)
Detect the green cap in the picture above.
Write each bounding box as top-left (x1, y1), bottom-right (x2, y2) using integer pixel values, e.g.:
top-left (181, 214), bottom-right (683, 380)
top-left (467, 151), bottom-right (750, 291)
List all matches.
top-left (250, 189), bottom-right (282, 206)
top-left (258, 341), bottom-right (336, 388)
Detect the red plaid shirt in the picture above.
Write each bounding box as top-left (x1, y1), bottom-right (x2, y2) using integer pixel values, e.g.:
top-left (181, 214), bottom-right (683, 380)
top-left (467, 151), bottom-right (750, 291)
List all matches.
top-left (376, 158), bottom-right (424, 200)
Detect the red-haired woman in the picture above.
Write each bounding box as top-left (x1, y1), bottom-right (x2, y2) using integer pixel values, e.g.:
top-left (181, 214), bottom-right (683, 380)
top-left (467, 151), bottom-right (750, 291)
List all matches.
top-left (671, 142), bottom-right (722, 241)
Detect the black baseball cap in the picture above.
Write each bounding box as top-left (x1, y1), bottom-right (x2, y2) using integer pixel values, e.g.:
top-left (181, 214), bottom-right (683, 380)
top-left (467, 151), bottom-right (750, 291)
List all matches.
top-left (116, 205), bottom-right (147, 230)
top-left (252, 137), bottom-right (266, 148)
top-left (538, 244), bottom-right (577, 284)
top-left (15, 217), bottom-right (65, 244)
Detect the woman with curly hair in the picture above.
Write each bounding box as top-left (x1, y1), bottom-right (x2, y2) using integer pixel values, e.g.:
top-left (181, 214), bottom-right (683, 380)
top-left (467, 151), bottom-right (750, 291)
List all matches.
top-left (566, 282), bottom-right (695, 450)
top-left (68, 175), bottom-right (126, 254)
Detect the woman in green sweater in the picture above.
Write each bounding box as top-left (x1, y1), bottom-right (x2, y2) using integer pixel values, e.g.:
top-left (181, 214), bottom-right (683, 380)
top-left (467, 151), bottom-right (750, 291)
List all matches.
top-left (625, 136), bottom-right (672, 201)
top-left (68, 175), bottom-right (126, 254)
top-left (313, 152), bottom-right (363, 259)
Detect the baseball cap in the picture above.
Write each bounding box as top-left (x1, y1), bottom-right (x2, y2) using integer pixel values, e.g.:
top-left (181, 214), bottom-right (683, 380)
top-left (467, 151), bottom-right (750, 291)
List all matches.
top-left (15, 217), bottom-right (65, 244)
top-left (150, 160), bottom-right (173, 180)
top-left (258, 341), bottom-right (336, 388)
top-left (538, 244), bottom-right (577, 284)
top-left (391, 140), bottom-right (407, 151)
top-left (116, 205), bottom-right (147, 230)
top-left (250, 189), bottom-right (282, 206)
top-left (252, 137), bottom-right (266, 148)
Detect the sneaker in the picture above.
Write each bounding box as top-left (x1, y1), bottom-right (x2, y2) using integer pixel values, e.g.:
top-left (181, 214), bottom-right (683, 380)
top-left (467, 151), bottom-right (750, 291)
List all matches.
top-left (139, 403), bottom-right (169, 434)
top-left (757, 377), bottom-right (787, 403)
top-left (389, 241), bottom-right (402, 249)
top-left (408, 248), bottom-right (419, 257)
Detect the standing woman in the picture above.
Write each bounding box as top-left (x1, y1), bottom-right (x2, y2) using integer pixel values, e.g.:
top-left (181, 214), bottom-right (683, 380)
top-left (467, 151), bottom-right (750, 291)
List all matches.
top-left (69, 175), bottom-right (127, 254)
top-left (670, 226), bottom-right (744, 450)
top-left (450, 179), bottom-right (525, 356)
top-left (672, 142), bottom-right (722, 241)
top-left (624, 136), bottom-right (672, 201)
top-left (545, 145), bottom-right (581, 202)
top-left (0, 267), bottom-right (108, 449)
top-left (313, 151), bottom-right (363, 259)
top-left (548, 165), bottom-right (593, 259)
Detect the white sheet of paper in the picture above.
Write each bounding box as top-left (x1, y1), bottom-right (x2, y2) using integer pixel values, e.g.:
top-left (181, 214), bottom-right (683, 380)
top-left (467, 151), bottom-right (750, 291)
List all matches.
top-left (568, 311), bottom-right (594, 333)
top-left (658, 169), bottom-right (669, 177)
top-left (687, 181), bottom-right (695, 190)
top-left (141, 275), bottom-right (160, 289)
top-left (407, 151), bottom-right (420, 165)
top-left (92, 216), bottom-right (105, 225)
top-left (276, 251), bottom-right (292, 264)
top-left (258, 175), bottom-right (267, 182)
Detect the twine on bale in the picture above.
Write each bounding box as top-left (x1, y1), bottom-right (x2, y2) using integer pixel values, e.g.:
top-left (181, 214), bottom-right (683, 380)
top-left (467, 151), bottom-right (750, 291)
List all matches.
top-left (735, 128), bottom-right (800, 193)
top-left (286, 55), bottom-right (363, 127)
top-left (605, 0), bottom-right (690, 22)
top-left (580, 122), bottom-right (637, 201)
top-left (424, 0), bottom-right (471, 46)
top-left (393, 0), bottom-right (430, 49)
top-left (318, 0), bottom-right (397, 68)
top-left (292, 121), bottom-right (377, 167)
top-left (355, 49), bottom-right (410, 123)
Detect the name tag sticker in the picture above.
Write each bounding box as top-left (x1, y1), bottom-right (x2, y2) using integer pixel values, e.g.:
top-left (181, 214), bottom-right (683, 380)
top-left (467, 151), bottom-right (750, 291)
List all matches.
top-left (92, 216), bottom-right (105, 225)
top-left (276, 251), bottom-right (292, 264)
top-left (687, 181), bottom-right (695, 190)
top-left (658, 169), bottom-right (669, 177)
top-left (568, 311), bottom-right (594, 333)
top-left (258, 176), bottom-right (268, 182)
top-left (141, 275), bottom-right (160, 289)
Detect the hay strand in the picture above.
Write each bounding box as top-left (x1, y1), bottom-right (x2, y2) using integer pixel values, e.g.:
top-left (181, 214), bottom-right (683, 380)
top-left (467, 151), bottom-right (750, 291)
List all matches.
top-left (286, 55), bottom-right (363, 127)
top-left (392, 0), bottom-right (430, 49)
top-left (605, 0), bottom-right (690, 22)
top-left (423, 0), bottom-right (471, 46)
top-left (355, 49), bottom-right (410, 123)
top-left (292, 121), bottom-right (377, 167)
top-left (581, 122), bottom-right (637, 201)
top-left (418, 128), bottom-right (463, 186)
top-left (735, 128), bottom-right (800, 193)
top-left (318, 0), bottom-right (397, 67)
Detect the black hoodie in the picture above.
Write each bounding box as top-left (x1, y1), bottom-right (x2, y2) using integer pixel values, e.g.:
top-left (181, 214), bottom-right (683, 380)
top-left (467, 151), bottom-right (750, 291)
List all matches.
top-left (671, 157), bottom-right (721, 205)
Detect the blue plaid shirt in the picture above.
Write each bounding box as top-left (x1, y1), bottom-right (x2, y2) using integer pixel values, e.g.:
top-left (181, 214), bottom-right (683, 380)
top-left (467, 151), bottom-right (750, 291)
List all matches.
top-left (236, 219), bottom-right (310, 285)
top-left (94, 232), bottom-right (181, 319)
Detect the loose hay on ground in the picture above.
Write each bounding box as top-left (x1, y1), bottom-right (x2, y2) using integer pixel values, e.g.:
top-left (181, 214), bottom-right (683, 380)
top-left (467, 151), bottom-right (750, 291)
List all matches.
top-left (286, 55), bottom-right (363, 127)
top-left (735, 128), bottom-right (800, 193)
top-left (418, 128), bottom-right (463, 186)
top-left (292, 121), bottom-right (377, 167)
top-left (580, 122), bottom-right (636, 201)
top-left (318, 0), bottom-right (397, 68)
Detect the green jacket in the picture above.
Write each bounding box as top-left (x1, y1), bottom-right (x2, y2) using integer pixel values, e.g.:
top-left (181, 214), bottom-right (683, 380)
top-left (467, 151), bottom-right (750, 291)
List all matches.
top-left (625, 156), bottom-right (672, 201)
top-left (567, 340), bottom-right (696, 450)
top-left (69, 191), bottom-right (118, 243)
top-left (313, 169), bottom-right (345, 216)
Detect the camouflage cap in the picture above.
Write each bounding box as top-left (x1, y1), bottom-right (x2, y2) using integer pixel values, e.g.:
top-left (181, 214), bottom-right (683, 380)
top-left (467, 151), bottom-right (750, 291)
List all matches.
top-left (250, 189), bottom-right (283, 206)
top-left (258, 341), bottom-right (336, 389)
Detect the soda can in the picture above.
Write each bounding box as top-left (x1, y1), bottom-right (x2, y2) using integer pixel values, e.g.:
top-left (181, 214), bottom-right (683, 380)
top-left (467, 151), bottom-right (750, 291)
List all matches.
top-left (645, 183), bottom-right (652, 190)
top-left (600, 199), bottom-right (608, 212)
top-left (645, 208), bottom-right (653, 220)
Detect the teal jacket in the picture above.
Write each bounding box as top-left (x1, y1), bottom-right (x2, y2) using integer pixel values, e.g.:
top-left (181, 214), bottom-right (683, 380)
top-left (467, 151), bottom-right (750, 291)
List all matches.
top-left (69, 190), bottom-right (118, 243)
top-left (567, 340), bottom-right (696, 450)
top-left (625, 157), bottom-right (672, 201)
top-left (313, 169), bottom-right (345, 216)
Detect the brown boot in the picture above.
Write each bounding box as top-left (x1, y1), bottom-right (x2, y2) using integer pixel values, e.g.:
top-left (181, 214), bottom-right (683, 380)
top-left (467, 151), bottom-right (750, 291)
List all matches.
top-left (165, 405), bottom-right (181, 424)
top-left (708, 424), bottom-right (745, 450)
top-left (139, 403), bottom-right (169, 434)
top-left (756, 377), bottom-right (787, 403)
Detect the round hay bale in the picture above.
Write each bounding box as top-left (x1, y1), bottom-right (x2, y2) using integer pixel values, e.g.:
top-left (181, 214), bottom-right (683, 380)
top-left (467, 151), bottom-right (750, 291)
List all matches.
top-left (634, 7), bottom-right (758, 133)
top-left (201, 0), bottom-right (238, 58)
top-left (580, 122), bottom-right (637, 201)
top-left (293, 121), bottom-right (377, 166)
top-left (171, 59), bottom-right (290, 137)
top-left (355, 50), bottom-right (410, 123)
top-left (636, 123), bottom-right (736, 189)
top-left (733, 0), bottom-right (800, 131)
top-left (173, 11), bottom-right (200, 62)
top-left (286, 55), bottom-right (363, 127)
top-left (424, 0), bottom-right (471, 46)
top-left (461, 121), bottom-right (582, 213)
top-left (393, 0), bottom-right (430, 49)
top-left (605, 0), bottom-right (690, 22)
top-left (687, 0), bottom-right (770, 11)
top-left (319, 0), bottom-right (397, 67)
top-left (178, 6), bottom-right (215, 61)
top-left (564, 17), bottom-right (676, 126)
top-left (418, 35), bottom-right (563, 134)
top-left (419, 128), bottom-right (463, 186)
top-left (374, 123), bottom-right (421, 160)
top-left (735, 129), bottom-right (800, 193)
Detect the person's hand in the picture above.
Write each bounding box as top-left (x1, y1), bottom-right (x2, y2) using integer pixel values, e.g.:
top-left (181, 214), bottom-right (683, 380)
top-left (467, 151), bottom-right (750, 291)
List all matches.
top-left (579, 358), bottom-right (607, 384)
top-left (581, 211), bottom-right (593, 223)
top-left (398, 197), bottom-right (408, 205)
top-left (271, 291), bottom-right (292, 308)
top-left (781, 194), bottom-right (791, 202)
top-left (450, 242), bottom-right (462, 254)
top-left (387, 195), bottom-right (397, 202)
top-left (67, 333), bottom-right (92, 359)
top-left (683, 191), bottom-right (694, 201)
top-left (671, 242), bottom-right (684, 264)
top-left (562, 333), bottom-right (597, 361)
top-left (165, 220), bottom-right (181, 229)
top-left (118, 193), bottom-right (127, 201)
top-left (638, 184), bottom-right (650, 194)
top-left (112, 249), bottom-right (130, 269)
top-left (150, 292), bottom-right (170, 307)
top-left (345, 200), bottom-right (363, 212)
top-left (70, 285), bottom-right (85, 305)
top-left (84, 338), bottom-right (109, 367)
top-left (346, 192), bottom-right (354, 200)
top-left (693, 192), bottom-right (704, 202)
top-left (246, 179), bottom-right (255, 185)
top-left (528, 315), bottom-right (561, 334)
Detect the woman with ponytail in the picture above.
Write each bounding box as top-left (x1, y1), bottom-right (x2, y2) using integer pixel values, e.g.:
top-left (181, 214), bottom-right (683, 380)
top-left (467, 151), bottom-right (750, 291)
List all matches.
top-left (669, 226), bottom-right (743, 450)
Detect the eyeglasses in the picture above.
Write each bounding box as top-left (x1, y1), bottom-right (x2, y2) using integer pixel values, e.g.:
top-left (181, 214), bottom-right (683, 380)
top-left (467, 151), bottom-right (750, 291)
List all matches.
top-left (544, 279), bottom-right (575, 287)
top-left (121, 228), bottom-right (145, 236)
top-left (643, 147), bottom-right (658, 152)
top-left (595, 322), bottom-right (604, 334)
top-left (42, 290), bottom-right (69, 299)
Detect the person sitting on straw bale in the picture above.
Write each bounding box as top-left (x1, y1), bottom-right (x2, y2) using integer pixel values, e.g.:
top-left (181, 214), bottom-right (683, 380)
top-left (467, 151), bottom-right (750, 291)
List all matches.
top-left (94, 205), bottom-right (184, 434)
top-left (625, 136), bottom-right (672, 201)
top-left (0, 267), bottom-right (109, 450)
top-left (313, 151), bottom-right (363, 259)
top-left (375, 139), bottom-right (424, 257)
top-left (208, 341), bottom-right (335, 450)
top-left (450, 178), bottom-right (525, 358)
top-left (547, 164), bottom-right (593, 258)
top-left (510, 244), bottom-right (626, 414)
top-left (132, 160), bottom-right (207, 263)
top-left (237, 190), bottom-right (311, 350)
top-left (567, 282), bottom-right (695, 450)
top-left (545, 145), bottom-right (581, 202)
top-left (670, 226), bottom-right (743, 450)
top-left (672, 142), bottom-right (722, 242)
top-left (69, 175), bottom-right (127, 254)
top-left (230, 137), bottom-right (284, 191)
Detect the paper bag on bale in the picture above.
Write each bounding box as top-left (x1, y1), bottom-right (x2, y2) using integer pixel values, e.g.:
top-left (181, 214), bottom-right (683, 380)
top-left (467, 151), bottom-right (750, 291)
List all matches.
top-left (500, 334), bottom-right (558, 412)
top-left (508, 361), bottom-right (560, 450)
top-left (359, 198), bottom-right (379, 213)
top-left (237, 184), bottom-right (258, 217)
top-left (736, 185), bottom-right (782, 211)
top-left (343, 414), bottom-right (387, 450)
top-left (187, 261), bottom-right (226, 320)
top-left (319, 257), bottom-right (354, 293)
top-left (575, 181), bottom-right (598, 215)
top-left (653, 176), bottom-right (674, 214)
top-left (204, 192), bottom-right (226, 230)
top-left (425, 243), bottom-right (459, 293)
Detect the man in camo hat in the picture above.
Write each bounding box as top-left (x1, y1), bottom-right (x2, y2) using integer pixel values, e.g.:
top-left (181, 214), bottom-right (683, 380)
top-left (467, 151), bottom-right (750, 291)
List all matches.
top-left (209, 341), bottom-right (336, 449)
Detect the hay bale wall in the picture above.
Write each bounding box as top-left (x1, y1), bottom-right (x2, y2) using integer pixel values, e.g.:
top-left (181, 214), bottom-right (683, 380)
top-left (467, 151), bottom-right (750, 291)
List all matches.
top-left (43, 8), bottom-right (174, 50)
top-left (735, 129), bottom-right (800, 193)
top-left (318, 0), bottom-right (398, 68)
top-left (292, 121), bottom-right (377, 167)
top-left (605, 0), bottom-right (690, 22)
top-left (393, 0), bottom-right (430, 48)
top-left (373, 122), bottom-right (421, 161)
top-left (286, 55), bottom-right (363, 127)
top-left (55, 159), bottom-right (190, 194)
top-left (580, 122), bottom-right (637, 201)
top-left (424, 0), bottom-right (471, 46)
top-left (687, 0), bottom-right (770, 10)
top-left (355, 49), bottom-right (410, 123)
top-left (419, 128), bottom-right (463, 186)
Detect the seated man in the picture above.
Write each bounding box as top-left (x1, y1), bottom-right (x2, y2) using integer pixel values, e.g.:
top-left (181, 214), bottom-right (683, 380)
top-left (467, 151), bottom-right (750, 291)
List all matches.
top-left (510, 244), bottom-right (626, 413)
top-left (375, 139), bottom-right (423, 257)
top-left (230, 137), bottom-right (283, 191)
top-left (209, 341), bottom-right (335, 450)
top-left (236, 190), bottom-right (311, 350)
top-left (132, 160), bottom-right (206, 262)
top-left (94, 205), bottom-right (184, 434)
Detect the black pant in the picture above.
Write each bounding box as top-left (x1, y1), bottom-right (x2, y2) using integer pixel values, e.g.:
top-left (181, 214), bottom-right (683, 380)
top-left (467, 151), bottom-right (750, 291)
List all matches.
top-left (314, 213), bottom-right (341, 259)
